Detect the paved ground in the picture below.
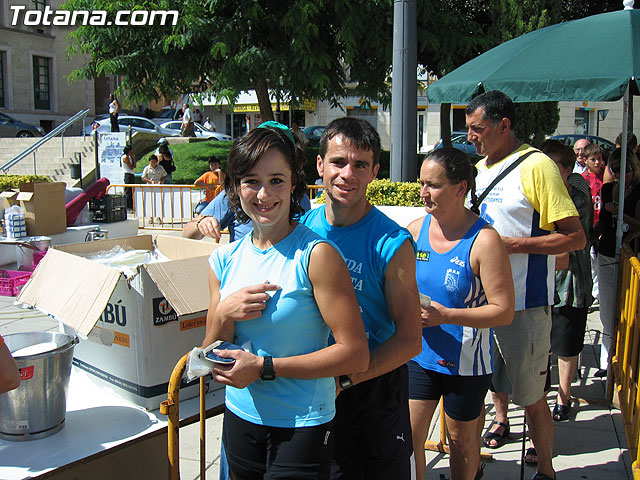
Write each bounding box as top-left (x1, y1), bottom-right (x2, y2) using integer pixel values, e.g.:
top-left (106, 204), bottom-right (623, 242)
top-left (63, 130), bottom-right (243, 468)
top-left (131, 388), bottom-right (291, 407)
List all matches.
top-left (0, 227), bottom-right (633, 479)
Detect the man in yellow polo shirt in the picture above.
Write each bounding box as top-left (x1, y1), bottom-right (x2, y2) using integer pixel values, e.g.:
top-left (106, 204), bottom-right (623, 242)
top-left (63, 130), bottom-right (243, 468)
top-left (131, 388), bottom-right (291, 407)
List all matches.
top-left (466, 90), bottom-right (586, 480)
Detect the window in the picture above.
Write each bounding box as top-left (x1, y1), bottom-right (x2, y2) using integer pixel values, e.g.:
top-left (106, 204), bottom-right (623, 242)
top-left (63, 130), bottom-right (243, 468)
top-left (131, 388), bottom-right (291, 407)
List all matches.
top-left (33, 0), bottom-right (46, 11)
top-left (33, 56), bottom-right (50, 110)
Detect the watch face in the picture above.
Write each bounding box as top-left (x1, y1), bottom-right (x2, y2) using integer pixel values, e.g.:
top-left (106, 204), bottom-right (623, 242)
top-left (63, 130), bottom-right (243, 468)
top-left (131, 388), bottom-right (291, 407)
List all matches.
top-left (339, 375), bottom-right (353, 390)
top-left (260, 356), bottom-right (276, 381)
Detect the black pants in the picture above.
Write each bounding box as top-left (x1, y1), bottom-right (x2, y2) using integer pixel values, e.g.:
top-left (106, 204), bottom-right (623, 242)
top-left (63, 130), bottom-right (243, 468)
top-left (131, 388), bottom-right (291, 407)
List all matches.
top-left (110, 114), bottom-right (119, 132)
top-left (223, 408), bottom-right (334, 480)
top-left (124, 172), bottom-right (135, 209)
top-left (330, 365), bottom-right (413, 480)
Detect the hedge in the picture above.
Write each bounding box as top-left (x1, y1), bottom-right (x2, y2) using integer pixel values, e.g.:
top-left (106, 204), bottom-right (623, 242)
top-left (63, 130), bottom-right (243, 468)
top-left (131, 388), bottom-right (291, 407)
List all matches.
top-left (0, 175), bottom-right (51, 192)
top-left (315, 178), bottom-right (422, 207)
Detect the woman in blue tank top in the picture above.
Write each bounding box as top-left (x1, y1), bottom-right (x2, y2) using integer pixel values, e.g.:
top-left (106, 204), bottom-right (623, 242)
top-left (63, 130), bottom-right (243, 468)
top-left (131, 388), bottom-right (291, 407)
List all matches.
top-left (202, 123), bottom-right (369, 480)
top-left (407, 148), bottom-right (515, 480)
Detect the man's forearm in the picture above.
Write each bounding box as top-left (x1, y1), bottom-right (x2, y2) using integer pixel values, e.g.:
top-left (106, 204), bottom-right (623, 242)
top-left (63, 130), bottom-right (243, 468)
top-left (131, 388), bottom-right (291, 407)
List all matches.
top-left (502, 229), bottom-right (586, 255)
top-left (183, 218), bottom-right (204, 239)
top-left (351, 329), bottom-right (421, 385)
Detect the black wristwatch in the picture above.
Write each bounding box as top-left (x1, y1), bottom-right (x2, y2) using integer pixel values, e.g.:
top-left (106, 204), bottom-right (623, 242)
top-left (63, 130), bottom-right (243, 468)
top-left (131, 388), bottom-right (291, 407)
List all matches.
top-left (260, 356), bottom-right (276, 381)
top-left (339, 375), bottom-right (353, 390)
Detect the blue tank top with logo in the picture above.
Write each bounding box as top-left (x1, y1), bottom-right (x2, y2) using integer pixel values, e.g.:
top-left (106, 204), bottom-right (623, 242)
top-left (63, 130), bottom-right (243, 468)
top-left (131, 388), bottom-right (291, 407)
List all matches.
top-left (413, 215), bottom-right (493, 376)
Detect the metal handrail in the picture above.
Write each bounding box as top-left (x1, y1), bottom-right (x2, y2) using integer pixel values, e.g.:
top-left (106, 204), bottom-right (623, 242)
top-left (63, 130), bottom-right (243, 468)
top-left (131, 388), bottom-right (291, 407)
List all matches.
top-left (0, 108), bottom-right (91, 173)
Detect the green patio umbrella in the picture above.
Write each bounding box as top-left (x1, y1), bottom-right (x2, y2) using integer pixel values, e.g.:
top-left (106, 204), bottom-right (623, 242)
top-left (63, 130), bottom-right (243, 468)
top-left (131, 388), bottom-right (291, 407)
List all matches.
top-left (427, 8), bottom-right (640, 339)
top-left (427, 9), bottom-right (640, 104)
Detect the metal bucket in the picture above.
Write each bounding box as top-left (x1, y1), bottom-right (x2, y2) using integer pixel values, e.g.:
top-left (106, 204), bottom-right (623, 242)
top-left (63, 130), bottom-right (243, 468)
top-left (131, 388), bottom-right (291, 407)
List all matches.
top-left (0, 332), bottom-right (77, 441)
top-left (16, 236), bottom-right (51, 271)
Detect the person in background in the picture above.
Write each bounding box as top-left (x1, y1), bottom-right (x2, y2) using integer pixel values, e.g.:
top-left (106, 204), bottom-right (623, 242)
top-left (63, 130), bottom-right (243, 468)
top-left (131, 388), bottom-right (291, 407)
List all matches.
top-left (292, 121), bottom-right (310, 150)
top-left (0, 334), bottom-right (20, 394)
top-left (573, 139), bottom-right (590, 174)
top-left (595, 148), bottom-right (640, 377)
top-left (108, 93), bottom-right (120, 133)
top-left (194, 156), bottom-right (225, 209)
top-left (604, 132), bottom-right (639, 184)
top-left (581, 143), bottom-right (605, 306)
top-left (204, 116), bottom-right (216, 132)
top-left (301, 117), bottom-right (421, 479)
top-left (541, 140), bottom-right (593, 423)
top-left (407, 148), bottom-right (514, 480)
top-left (121, 145), bottom-right (136, 210)
top-left (184, 190), bottom-right (311, 243)
top-left (181, 103), bottom-right (195, 137)
top-left (141, 155), bottom-right (167, 184)
top-left (157, 143), bottom-right (176, 184)
top-left (154, 137), bottom-right (174, 157)
top-left (202, 125), bottom-right (369, 479)
top-left (466, 91), bottom-right (585, 480)
top-left (194, 108), bottom-right (204, 124)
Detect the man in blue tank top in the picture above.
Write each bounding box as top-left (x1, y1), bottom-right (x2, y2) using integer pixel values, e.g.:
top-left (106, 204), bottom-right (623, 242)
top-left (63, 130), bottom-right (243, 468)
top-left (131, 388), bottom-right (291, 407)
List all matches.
top-left (301, 118), bottom-right (422, 480)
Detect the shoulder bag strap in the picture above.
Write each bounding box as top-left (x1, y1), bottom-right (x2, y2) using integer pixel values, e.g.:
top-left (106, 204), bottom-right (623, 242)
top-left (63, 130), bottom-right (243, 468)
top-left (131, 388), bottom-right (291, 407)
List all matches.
top-left (472, 149), bottom-right (539, 212)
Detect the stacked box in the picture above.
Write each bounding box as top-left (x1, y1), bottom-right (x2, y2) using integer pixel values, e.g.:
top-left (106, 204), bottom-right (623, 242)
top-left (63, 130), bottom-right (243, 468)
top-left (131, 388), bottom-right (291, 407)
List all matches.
top-left (90, 195), bottom-right (128, 223)
top-left (89, 194), bottom-right (127, 211)
top-left (3, 210), bottom-right (26, 238)
top-left (0, 270), bottom-right (32, 296)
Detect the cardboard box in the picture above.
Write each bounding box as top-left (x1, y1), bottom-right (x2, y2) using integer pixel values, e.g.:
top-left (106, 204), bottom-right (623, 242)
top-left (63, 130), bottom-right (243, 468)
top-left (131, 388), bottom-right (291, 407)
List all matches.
top-left (1, 182), bottom-right (67, 236)
top-left (18, 235), bottom-right (221, 410)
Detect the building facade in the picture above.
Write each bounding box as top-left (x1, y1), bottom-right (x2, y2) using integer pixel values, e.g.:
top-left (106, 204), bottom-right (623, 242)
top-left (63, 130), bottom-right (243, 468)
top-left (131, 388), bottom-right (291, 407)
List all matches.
top-left (0, 0), bottom-right (96, 135)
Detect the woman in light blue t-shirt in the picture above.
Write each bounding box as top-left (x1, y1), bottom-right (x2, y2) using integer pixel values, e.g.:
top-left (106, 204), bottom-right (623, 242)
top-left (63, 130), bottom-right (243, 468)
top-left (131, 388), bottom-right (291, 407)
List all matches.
top-left (202, 123), bottom-right (369, 480)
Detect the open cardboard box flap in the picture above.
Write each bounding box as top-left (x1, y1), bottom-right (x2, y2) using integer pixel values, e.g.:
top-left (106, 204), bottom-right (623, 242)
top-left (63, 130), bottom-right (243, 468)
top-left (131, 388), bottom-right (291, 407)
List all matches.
top-left (17, 235), bottom-right (216, 337)
top-left (144, 256), bottom-right (211, 316)
top-left (18, 248), bottom-right (122, 336)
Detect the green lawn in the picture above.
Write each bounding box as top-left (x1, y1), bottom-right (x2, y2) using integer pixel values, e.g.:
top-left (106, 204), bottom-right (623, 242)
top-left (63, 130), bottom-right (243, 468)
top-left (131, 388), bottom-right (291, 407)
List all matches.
top-left (135, 140), bottom-right (234, 184)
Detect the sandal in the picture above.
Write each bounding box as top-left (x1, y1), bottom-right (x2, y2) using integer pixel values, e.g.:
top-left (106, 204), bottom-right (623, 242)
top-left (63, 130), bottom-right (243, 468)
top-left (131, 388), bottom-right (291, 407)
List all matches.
top-left (552, 403), bottom-right (571, 422)
top-left (474, 462), bottom-right (485, 480)
top-left (482, 420), bottom-right (510, 449)
top-left (524, 446), bottom-right (538, 465)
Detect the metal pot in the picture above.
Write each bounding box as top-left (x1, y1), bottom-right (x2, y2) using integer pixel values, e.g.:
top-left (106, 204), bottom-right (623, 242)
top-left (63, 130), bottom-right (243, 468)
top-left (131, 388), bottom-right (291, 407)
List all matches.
top-left (0, 332), bottom-right (78, 441)
top-left (15, 236), bottom-right (51, 271)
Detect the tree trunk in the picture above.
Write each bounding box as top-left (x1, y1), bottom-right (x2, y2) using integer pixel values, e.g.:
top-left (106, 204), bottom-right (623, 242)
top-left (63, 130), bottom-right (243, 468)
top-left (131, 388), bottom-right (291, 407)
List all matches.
top-left (440, 103), bottom-right (452, 147)
top-left (255, 78), bottom-right (274, 122)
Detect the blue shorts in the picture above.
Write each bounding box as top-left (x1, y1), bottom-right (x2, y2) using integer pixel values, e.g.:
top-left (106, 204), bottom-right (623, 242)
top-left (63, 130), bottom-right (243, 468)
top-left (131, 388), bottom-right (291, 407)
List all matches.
top-left (407, 360), bottom-right (492, 422)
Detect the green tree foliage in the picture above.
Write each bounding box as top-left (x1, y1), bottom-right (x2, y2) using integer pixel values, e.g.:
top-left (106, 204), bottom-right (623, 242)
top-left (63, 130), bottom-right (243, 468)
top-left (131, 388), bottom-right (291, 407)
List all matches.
top-left (65, 0), bottom-right (394, 120)
top-left (484, 0), bottom-right (561, 143)
top-left (514, 102), bottom-right (560, 147)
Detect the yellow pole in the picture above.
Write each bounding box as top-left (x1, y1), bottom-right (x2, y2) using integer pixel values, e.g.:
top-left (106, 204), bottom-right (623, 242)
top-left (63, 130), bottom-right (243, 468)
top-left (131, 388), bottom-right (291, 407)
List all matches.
top-left (160, 352), bottom-right (189, 480)
top-left (200, 376), bottom-right (206, 479)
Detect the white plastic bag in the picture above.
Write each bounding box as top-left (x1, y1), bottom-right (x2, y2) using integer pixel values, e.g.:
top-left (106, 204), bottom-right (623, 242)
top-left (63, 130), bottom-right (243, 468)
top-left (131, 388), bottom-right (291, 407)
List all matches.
top-left (184, 344), bottom-right (217, 382)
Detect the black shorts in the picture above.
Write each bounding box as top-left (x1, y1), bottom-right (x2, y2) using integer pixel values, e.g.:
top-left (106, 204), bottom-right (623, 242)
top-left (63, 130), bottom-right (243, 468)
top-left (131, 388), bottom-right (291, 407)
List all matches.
top-left (551, 305), bottom-right (588, 357)
top-left (330, 365), bottom-right (413, 480)
top-left (407, 360), bottom-right (492, 421)
top-left (222, 408), bottom-right (334, 480)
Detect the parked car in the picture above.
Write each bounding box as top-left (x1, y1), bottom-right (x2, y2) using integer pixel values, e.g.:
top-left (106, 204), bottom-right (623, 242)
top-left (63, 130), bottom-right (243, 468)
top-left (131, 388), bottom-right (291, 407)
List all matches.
top-left (303, 125), bottom-right (325, 147)
top-left (159, 121), bottom-right (232, 141)
top-left (150, 106), bottom-right (181, 125)
top-left (83, 115), bottom-right (174, 136)
top-left (550, 134), bottom-right (616, 156)
top-left (433, 131), bottom-right (480, 160)
top-left (0, 112), bottom-right (44, 137)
